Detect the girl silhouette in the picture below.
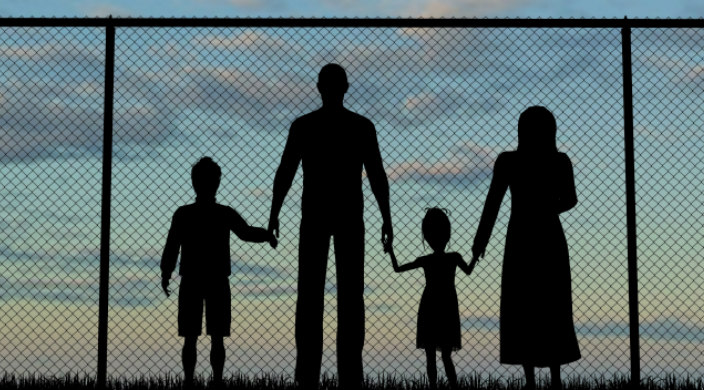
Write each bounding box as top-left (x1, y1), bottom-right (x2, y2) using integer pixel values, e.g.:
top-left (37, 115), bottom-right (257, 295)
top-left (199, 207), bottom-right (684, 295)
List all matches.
top-left (386, 208), bottom-right (477, 390)
top-left (472, 106), bottom-right (580, 390)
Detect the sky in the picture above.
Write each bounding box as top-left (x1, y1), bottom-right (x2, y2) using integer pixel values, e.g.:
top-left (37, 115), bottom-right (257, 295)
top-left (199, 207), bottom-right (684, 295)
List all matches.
top-left (2, 0), bottom-right (704, 381)
top-left (1, 0), bottom-right (704, 19)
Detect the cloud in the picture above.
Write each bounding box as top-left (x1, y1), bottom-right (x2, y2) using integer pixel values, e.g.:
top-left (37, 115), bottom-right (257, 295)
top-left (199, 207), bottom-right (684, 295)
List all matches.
top-left (387, 141), bottom-right (495, 185)
top-left (82, 3), bottom-right (133, 17)
top-left (576, 318), bottom-right (704, 342)
top-left (462, 315), bottom-right (704, 342)
top-left (0, 38), bottom-right (177, 162)
top-left (399, 0), bottom-right (533, 17)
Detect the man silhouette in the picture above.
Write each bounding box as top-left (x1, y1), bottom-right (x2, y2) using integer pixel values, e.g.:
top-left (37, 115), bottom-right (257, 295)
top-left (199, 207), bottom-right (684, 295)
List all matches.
top-left (268, 63), bottom-right (393, 390)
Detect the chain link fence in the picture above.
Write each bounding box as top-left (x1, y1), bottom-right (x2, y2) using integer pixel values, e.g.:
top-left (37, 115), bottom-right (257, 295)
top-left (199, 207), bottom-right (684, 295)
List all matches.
top-left (1, 20), bottom-right (702, 384)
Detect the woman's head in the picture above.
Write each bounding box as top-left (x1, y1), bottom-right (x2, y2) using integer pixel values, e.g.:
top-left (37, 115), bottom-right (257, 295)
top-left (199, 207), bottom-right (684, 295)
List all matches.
top-left (517, 106), bottom-right (557, 153)
top-left (422, 207), bottom-right (451, 251)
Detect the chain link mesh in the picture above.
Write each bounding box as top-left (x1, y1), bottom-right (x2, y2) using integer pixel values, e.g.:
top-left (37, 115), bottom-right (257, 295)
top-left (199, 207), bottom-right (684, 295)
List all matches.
top-left (1, 22), bottom-right (702, 383)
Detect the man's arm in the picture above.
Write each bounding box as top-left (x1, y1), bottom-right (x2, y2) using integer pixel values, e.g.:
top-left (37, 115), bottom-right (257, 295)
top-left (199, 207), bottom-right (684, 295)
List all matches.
top-left (160, 210), bottom-right (181, 297)
top-left (269, 122), bottom-right (302, 238)
top-left (364, 122), bottom-right (393, 249)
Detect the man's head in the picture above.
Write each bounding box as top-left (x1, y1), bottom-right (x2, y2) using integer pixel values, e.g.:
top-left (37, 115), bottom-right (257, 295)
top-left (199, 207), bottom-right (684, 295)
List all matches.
top-left (191, 157), bottom-right (221, 198)
top-left (317, 63), bottom-right (348, 106)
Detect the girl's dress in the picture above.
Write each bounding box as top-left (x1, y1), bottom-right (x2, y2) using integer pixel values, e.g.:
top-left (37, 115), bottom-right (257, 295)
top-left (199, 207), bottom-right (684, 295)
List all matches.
top-left (415, 252), bottom-right (464, 351)
top-left (474, 151), bottom-right (581, 367)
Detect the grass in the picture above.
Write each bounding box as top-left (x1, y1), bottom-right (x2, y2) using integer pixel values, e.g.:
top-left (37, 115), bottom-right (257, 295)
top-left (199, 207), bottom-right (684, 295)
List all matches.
top-left (0, 374), bottom-right (702, 390)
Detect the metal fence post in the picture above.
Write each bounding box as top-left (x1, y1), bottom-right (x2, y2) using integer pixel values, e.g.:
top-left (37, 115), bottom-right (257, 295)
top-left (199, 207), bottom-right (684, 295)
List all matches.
top-left (621, 25), bottom-right (640, 389)
top-left (98, 20), bottom-right (115, 389)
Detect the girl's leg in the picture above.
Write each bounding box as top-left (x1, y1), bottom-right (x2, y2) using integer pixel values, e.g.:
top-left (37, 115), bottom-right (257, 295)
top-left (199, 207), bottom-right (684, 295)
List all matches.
top-left (425, 348), bottom-right (437, 390)
top-left (523, 365), bottom-right (536, 390)
top-left (440, 348), bottom-right (458, 390)
top-left (550, 365), bottom-right (562, 390)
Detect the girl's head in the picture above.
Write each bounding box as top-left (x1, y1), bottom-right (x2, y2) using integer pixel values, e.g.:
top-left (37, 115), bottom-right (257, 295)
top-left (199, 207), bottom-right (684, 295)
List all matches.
top-left (517, 106), bottom-right (558, 153)
top-left (422, 208), bottom-right (451, 252)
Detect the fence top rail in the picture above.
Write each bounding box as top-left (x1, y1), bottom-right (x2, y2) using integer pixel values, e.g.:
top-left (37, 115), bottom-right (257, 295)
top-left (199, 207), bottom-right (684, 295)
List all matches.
top-left (1, 17), bottom-right (704, 28)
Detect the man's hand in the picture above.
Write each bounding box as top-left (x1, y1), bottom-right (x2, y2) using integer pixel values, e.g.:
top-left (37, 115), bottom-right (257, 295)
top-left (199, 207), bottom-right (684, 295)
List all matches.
top-left (268, 216), bottom-right (280, 239)
top-left (269, 232), bottom-right (279, 249)
top-left (161, 277), bottom-right (171, 298)
top-left (381, 221), bottom-right (393, 251)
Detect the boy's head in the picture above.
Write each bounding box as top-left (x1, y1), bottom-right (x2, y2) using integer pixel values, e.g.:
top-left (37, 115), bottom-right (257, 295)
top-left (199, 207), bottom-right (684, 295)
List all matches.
top-left (422, 207), bottom-right (451, 251)
top-left (191, 157), bottom-right (221, 199)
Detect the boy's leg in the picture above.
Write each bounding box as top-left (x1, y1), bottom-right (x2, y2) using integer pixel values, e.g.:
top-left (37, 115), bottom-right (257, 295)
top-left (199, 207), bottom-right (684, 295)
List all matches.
top-left (425, 348), bottom-right (437, 390)
top-left (211, 336), bottom-right (225, 384)
top-left (183, 336), bottom-right (198, 384)
top-left (441, 348), bottom-right (458, 389)
top-left (204, 278), bottom-right (230, 386)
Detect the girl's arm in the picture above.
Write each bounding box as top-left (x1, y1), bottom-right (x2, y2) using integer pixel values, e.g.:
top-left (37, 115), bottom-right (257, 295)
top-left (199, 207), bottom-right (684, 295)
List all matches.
top-left (387, 246), bottom-right (421, 273)
top-left (457, 253), bottom-right (478, 276)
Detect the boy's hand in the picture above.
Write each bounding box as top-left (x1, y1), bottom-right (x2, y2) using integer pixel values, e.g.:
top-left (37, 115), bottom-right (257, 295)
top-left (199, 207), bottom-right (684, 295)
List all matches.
top-left (161, 277), bottom-right (171, 297)
top-left (269, 233), bottom-right (278, 249)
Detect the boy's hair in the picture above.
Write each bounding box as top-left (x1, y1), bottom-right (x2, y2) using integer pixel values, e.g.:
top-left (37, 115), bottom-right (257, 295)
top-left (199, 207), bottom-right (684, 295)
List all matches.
top-left (191, 157), bottom-right (221, 197)
top-left (422, 207), bottom-right (451, 248)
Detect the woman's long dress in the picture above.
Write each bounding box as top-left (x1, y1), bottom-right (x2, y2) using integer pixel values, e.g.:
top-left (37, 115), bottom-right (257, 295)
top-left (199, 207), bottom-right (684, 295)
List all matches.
top-left (473, 150), bottom-right (581, 367)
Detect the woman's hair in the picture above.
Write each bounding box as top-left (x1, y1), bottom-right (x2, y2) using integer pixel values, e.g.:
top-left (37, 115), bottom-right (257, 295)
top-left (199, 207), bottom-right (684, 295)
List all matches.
top-left (422, 207), bottom-right (451, 249)
top-left (517, 106), bottom-right (558, 153)
top-left (191, 157), bottom-right (221, 197)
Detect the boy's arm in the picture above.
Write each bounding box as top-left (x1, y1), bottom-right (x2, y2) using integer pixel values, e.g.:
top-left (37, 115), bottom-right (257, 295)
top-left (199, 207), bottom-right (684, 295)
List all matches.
top-left (229, 208), bottom-right (277, 246)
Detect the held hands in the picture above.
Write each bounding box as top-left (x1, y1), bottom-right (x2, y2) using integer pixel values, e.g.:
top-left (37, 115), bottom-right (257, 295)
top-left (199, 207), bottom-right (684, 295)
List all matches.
top-left (268, 231), bottom-right (278, 249)
top-left (381, 221), bottom-right (393, 253)
top-left (268, 216), bottom-right (280, 240)
top-left (471, 246), bottom-right (485, 261)
top-left (268, 216), bottom-right (279, 249)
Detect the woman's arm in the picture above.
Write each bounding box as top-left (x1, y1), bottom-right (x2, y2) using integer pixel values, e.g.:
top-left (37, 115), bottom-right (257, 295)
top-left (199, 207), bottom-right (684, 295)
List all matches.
top-left (556, 154), bottom-right (577, 214)
top-left (472, 153), bottom-right (509, 258)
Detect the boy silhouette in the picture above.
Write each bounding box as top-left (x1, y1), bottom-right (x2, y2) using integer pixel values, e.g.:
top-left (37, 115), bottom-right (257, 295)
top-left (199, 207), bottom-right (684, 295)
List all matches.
top-left (161, 157), bottom-right (277, 387)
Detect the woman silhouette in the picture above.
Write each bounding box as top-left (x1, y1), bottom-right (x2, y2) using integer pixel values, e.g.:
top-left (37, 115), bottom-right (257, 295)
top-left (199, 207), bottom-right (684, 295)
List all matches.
top-left (472, 106), bottom-right (580, 390)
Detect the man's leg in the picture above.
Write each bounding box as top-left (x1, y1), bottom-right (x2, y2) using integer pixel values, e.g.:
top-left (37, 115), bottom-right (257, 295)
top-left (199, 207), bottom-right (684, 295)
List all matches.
top-left (183, 336), bottom-right (198, 385)
top-left (295, 221), bottom-right (330, 389)
top-left (334, 221), bottom-right (365, 390)
top-left (210, 336), bottom-right (225, 385)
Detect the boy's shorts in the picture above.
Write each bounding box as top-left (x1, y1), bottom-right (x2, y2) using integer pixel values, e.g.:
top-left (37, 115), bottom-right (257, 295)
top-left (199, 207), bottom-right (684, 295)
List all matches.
top-left (178, 276), bottom-right (231, 337)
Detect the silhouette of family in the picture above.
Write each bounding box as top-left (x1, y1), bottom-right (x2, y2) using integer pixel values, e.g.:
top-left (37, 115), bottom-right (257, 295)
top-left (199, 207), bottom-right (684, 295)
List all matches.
top-left (160, 64), bottom-right (580, 390)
